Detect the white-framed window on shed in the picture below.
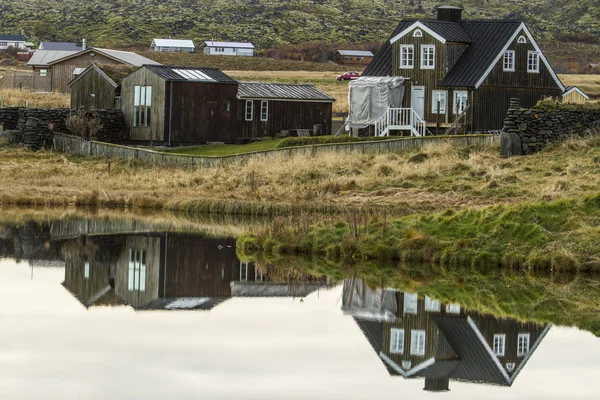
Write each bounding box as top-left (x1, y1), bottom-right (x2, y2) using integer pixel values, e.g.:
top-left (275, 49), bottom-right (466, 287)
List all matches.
top-left (390, 328), bottom-right (405, 354)
top-left (431, 91), bottom-right (447, 114)
top-left (400, 45), bottom-right (414, 69)
top-left (453, 91), bottom-right (468, 115)
top-left (527, 51), bottom-right (540, 73)
top-left (517, 333), bottom-right (530, 356)
top-left (493, 334), bottom-right (506, 356)
top-left (503, 50), bottom-right (515, 72)
top-left (260, 100), bottom-right (268, 121)
top-left (410, 330), bottom-right (426, 356)
top-left (127, 248), bottom-right (146, 292)
top-left (245, 100), bottom-right (254, 121)
top-left (40, 69), bottom-right (47, 77)
top-left (133, 85), bottom-right (152, 127)
top-left (420, 45), bottom-right (435, 69)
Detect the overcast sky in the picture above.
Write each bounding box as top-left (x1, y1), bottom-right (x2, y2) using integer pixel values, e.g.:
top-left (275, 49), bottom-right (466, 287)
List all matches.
top-left (1, 258), bottom-right (599, 400)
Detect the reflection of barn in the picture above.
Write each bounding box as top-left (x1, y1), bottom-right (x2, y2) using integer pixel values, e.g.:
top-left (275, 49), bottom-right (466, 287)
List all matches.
top-left (343, 279), bottom-right (550, 392)
top-left (62, 233), bottom-right (327, 310)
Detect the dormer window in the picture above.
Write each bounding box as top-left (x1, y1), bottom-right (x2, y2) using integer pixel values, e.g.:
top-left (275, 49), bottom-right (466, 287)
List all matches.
top-left (400, 44), bottom-right (414, 69)
top-left (413, 29), bottom-right (423, 38)
top-left (527, 51), bottom-right (540, 73)
top-left (421, 45), bottom-right (435, 69)
top-left (518, 35), bottom-right (527, 44)
top-left (503, 50), bottom-right (515, 72)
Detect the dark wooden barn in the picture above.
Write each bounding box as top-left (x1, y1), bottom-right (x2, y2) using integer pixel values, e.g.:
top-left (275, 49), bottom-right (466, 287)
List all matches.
top-left (68, 63), bottom-right (139, 109)
top-left (237, 82), bottom-right (335, 138)
top-left (362, 5), bottom-right (565, 132)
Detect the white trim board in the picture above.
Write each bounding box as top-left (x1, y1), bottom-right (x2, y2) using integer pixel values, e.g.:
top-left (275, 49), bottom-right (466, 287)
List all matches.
top-left (474, 22), bottom-right (565, 91)
top-left (390, 21), bottom-right (447, 45)
top-left (379, 352), bottom-right (435, 377)
top-left (562, 86), bottom-right (589, 99)
top-left (509, 324), bottom-right (552, 384)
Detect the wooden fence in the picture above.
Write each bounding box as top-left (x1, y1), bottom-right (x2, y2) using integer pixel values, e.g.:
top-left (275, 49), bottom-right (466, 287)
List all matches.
top-left (54, 132), bottom-right (500, 169)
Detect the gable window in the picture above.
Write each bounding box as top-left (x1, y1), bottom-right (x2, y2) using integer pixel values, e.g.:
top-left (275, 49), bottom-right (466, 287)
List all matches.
top-left (503, 50), bottom-right (515, 72)
top-left (424, 296), bottom-right (441, 312)
top-left (506, 362), bottom-right (516, 372)
top-left (410, 330), bottom-right (426, 356)
top-left (260, 100), bottom-right (268, 121)
top-left (400, 45), bottom-right (414, 69)
top-left (413, 29), bottom-right (423, 38)
top-left (390, 328), bottom-right (405, 354)
top-left (518, 35), bottom-right (527, 44)
top-left (493, 334), bottom-right (506, 356)
top-left (517, 333), bottom-right (530, 356)
top-left (453, 91), bottom-right (468, 115)
top-left (420, 45), bottom-right (435, 69)
top-left (431, 91), bottom-right (447, 115)
top-left (245, 100), bottom-right (254, 121)
top-left (528, 51), bottom-right (540, 73)
top-left (133, 85), bottom-right (152, 127)
top-left (40, 69), bottom-right (47, 77)
top-left (128, 248), bottom-right (146, 292)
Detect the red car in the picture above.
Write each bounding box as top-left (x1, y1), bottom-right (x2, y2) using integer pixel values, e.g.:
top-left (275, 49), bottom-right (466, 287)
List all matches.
top-left (336, 71), bottom-right (360, 81)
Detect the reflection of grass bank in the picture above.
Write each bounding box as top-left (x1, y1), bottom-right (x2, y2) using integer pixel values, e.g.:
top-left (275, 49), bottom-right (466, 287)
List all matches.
top-left (238, 193), bottom-right (600, 272)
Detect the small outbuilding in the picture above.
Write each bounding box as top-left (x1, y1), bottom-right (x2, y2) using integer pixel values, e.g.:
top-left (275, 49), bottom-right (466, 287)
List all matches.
top-left (203, 41), bottom-right (254, 57)
top-left (335, 50), bottom-right (374, 65)
top-left (562, 86), bottom-right (589, 104)
top-left (69, 63), bottom-right (139, 109)
top-left (150, 39), bottom-right (195, 53)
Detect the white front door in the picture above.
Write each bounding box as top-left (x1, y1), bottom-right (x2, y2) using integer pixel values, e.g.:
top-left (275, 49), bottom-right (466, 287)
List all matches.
top-left (411, 86), bottom-right (425, 120)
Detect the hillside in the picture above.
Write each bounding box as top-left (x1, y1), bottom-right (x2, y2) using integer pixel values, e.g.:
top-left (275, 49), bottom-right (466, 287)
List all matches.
top-left (0, 0), bottom-right (598, 49)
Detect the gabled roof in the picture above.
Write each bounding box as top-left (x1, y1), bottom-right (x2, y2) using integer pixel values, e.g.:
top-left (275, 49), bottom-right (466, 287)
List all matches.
top-left (39, 41), bottom-right (81, 51)
top-left (203, 41), bottom-right (254, 49)
top-left (143, 65), bottom-right (237, 83)
top-left (0, 34), bottom-right (26, 41)
top-left (68, 63), bottom-right (139, 88)
top-left (237, 82), bottom-right (335, 102)
top-left (337, 50), bottom-right (374, 57)
top-left (563, 86), bottom-right (589, 99)
top-left (362, 20), bottom-right (413, 77)
top-left (48, 47), bottom-right (160, 67)
top-left (151, 39), bottom-right (195, 48)
top-left (28, 50), bottom-right (80, 66)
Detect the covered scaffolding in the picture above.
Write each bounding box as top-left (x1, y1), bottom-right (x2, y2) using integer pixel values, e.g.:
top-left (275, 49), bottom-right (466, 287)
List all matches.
top-left (347, 76), bottom-right (405, 130)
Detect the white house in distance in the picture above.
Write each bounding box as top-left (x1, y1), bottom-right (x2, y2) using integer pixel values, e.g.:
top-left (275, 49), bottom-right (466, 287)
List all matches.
top-left (0, 34), bottom-right (27, 50)
top-left (151, 39), bottom-right (195, 52)
top-left (203, 41), bottom-right (254, 56)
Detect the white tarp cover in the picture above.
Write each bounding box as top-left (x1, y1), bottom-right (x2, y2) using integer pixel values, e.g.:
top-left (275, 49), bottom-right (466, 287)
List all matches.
top-left (341, 278), bottom-right (398, 321)
top-left (348, 76), bottom-right (405, 128)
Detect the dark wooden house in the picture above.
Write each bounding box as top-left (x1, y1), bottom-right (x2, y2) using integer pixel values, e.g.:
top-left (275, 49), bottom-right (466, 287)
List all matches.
top-left (335, 50), bottom-right (374, 65)
top-left (68, 63), bottom-right (139, 109)
top-left (362, 5), bottom-right (565, 132)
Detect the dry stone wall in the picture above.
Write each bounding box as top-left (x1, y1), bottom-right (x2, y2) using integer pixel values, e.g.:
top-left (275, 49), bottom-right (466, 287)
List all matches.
top-left (500, 98), bottom-right (600, 156)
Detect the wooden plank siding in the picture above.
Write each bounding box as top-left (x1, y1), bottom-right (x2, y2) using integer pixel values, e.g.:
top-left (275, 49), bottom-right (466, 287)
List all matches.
top-left (121, 68), bottom-right (166, 142)
top-left (50, 52), bottom-right (116, 93)
top-left (563, 90), bottom-right (587, 104)
top-left (70, 67), bottom-right (117, 110)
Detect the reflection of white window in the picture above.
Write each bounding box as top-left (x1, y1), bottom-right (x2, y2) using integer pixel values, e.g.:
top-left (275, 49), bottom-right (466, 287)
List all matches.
top-left (260, 100), bottom-right (268, 121)
top-left (401, 360), bottom-right (412, 370)
top-left (424, 296), bottom-right (441, 312)
top-left (528, 51), bottom-right (540, 73)
top-left (128, 248), bottom-right (146, 292)
top-left (40, 69), bottom-right (47, 77)
top-left (503, 50), bottom-right (515, 72)
top-left (390, 328), bottom-right (405, 354)
top-left (446, 303), bottom-right (461, 314)
top-left (506, 362), bottom-right (516, 372)
top-left (431, 91), bottom-right (447, 114)
top-left (493, 334), bottom-right (506, 356)
top-left (239, 260), bottom-right (248, 281)
top-left (410, 330), bottom-right (426, 356)
top-left (517, 333), bottom-right (530, 356)
top-left (84, 262), bottom-right (90, 279)
top-left (133, 85), bottom-right (152, 127)
top-left (518, 35), bottom-right (527, 44)
top-left (400, 45), bottom-right (414, 69)
top-left (453, 91), bottom-right (468, 115)
top-left (245, 100), bottom-right (254, 121)
top-left (420, 45), bottom-right (435, 69)
top-left (413, 29), bottom-right (423, 38)
top-left (403, 292), bottom-right (418, 314)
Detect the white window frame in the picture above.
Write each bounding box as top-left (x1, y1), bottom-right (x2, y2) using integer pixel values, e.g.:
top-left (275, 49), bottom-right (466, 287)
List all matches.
top-left (410, 330), bottom-right (426, 356)
top-left (400, 45), bottom-right (414, 69)
top-left (128, 248), bottom-right (146, 292)
top-left (527, 51), bottom-right (540, 73)
top-left (431, 91), bottom-right (447, 115)
top-left (518, 35), bottom-right (527, 44)
top-left (133, 85), bottom-right (152, 127)
top-left (424, 296), bottom-right (441, 312)
top-left (413, 29), bottom-right (423, 38)
top-left (0, 41), bottom-right (7, 47)
top-left (245, 100), bottom-right (254, 121)
top-left (517, 333), bottom-right (530, 356)
top-left (40, 69), bottom-right (47, 77)
top-left (453, 91), bottom-right (468, 115)
top-left (503, 50), bottom-right (515, 72)
top-left (260, 100), bottom-right (268, 121)
top-left (493, 334), bottom-right (506, 356)
top-left (84, 262), bottom-right (90, 279)
top-left (390, 328), bottom-right (405, 354)
top-left (420, 45), bottom-right (435, 69)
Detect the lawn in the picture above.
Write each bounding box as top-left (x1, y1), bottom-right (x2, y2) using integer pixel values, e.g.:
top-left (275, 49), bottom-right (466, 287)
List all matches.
top-left (161, 139), bottom-right (283, 156)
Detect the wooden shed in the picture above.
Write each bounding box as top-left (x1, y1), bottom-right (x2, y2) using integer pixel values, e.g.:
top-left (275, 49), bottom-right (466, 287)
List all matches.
top-left (68, 63), bottom-right (139, 109)
top-left (562, 86), bottom-right (589, 104)
top-left (237, 82), bottom-right (335, 137)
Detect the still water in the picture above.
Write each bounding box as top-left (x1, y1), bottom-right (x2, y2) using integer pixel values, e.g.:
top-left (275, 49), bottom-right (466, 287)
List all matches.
top-left (1, 217), bottom-right (600, 399)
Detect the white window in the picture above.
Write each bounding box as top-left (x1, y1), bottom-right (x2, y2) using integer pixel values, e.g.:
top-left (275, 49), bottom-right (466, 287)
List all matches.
top-left (390, 328), bottom-right (405, 354)
top-left (424, 296), bottom-right (441, 312)
top-left (260, 100), bottom-right (268, 121)
top-left (127, 248), bottom-right (146, 292)
top-left (133, 85), bottom-right (152, 127)
top-left (420, 45), bottom-right (435, 69)
top-left (0, 41), bottom-right (7, 47)
top-left (400, 45), bottom-right (414, 69)
top-left (503, 50), bottom-right (515, 72)
top-left (506, 362), bottom-right (516, 372)
top-left (410, 330), bottom-right (426, 356)
top-left (40, 69), bottom-right (47, 77)
top-left (245, 100), bottom-right (254, 121)
top-left (453, 91), bottom-right (468, 115)
top-left (413, 29), bottom-right (423, 38)
top-left (401, 360), bottom-right (412, 370)
top-left (517, 333), bottom-right (530, 356)
top-left (528, 51), bottom-right (540, 73)
top-left (446, 303), bottom-right (461, 314)
top-left (431, 91), bottom-right (447, 114)
top-left (240, 261), bottom-right (249, 281)
top-left (518, 35), bottom-right (527, 44)
top-left (403, 292), bottom-right (418, 314)
top-left (493, 334), bottom-right (506, 356)
top-left (84, 262), bottom-right (90, 279)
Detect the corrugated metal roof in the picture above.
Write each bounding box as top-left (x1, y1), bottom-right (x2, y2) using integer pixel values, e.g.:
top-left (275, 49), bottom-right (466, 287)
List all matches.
top-left (28, 49), bottom-right (80, 66)
top-left (39, 41), bottom-right (81, 51)
top-left (203, 41), bottom-right (254, 49)
top-left (93, 48), bottom-right (160, 66)
top-left (0, 34), bottom-right (26, 41)
top-left (237, 82), bottom-right (335, 101)
top-left (144, 65), bottom-right (237, 83)
top-left (152, 39), bottom-right (195, 48)
top-left (421, 21), bottom-right (472, 43)
top-left (337, 50), bottom-right (374, 57)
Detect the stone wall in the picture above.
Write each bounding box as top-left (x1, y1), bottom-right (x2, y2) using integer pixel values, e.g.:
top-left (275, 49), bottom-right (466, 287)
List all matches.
top-left (500, 98), bottom-right (600, 156)
top-left (0, 107), bottom-right (21, 130)
top-left (76, 109), bottom-right (124, 143)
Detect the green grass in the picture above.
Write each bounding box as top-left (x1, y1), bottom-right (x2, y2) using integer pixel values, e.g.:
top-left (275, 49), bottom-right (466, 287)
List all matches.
top-left (161, 139), bottom-right (283, 156)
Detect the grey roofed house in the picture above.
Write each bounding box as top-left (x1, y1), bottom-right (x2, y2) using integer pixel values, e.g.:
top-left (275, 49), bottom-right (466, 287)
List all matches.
top-left (237, 82), bottom-right (335, 102)
top-left (336, 50), bottom-right (374, 57)
top-left (47, 47), bottom-right (160, 67)
top-left (39, 41), bottom-right (81, 51)
top-left (27, 50), bottom-right (80, 67)
top-left (0, 34), bottom-right (26, 41)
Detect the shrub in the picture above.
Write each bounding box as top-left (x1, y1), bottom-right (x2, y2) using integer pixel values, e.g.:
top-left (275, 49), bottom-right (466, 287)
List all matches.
top-left (66, 113), bottom-right (103, 140)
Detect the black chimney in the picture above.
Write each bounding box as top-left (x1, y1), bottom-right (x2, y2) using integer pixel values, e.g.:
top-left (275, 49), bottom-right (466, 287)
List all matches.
top-left (435, 5), bottom-right (464, 22)
top-left (424, 377), bottom-right (450, 392)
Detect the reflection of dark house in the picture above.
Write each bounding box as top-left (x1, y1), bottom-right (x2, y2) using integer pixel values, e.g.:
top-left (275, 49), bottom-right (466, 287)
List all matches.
top-left (62, 233), bottom-right (327, 310)
top-left (343, 279), bottom-right (550, 391)
top-left (0, 221), bottom-right (64, 266)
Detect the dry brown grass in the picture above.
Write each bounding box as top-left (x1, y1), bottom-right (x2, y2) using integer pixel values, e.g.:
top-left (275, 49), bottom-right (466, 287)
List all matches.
top-left (559, 74), bottom-right (600, 97)
top-left (0, 88), bottom-right (69, 108)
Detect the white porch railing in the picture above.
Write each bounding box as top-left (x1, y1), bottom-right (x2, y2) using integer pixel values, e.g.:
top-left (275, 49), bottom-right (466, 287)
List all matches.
top-left (374, 108), bottom-right (426, 137)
